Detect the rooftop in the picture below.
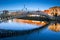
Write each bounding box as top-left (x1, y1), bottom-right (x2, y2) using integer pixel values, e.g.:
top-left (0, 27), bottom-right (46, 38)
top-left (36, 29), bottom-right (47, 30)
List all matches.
top-left (49, 6), bottom-right (60, 9)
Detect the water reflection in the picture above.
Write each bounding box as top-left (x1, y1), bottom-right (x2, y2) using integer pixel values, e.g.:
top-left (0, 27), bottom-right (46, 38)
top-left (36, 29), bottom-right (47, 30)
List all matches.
top-left (0, 19), bottom-right (47, 30)
top-left (0, 19), bottom-right (48, 38)
top-left (1, 19), bottom-right (60, 40)
top-left (13, 19), bottom-right (47, 26)
top-left (48, 22), bottom-right (60, 32)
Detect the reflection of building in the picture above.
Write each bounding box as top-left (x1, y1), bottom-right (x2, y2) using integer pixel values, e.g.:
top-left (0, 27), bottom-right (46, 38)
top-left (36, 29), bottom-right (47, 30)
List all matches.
top-left (13, 19), bottom-right (47, 26)
top-left (48, 23), bottom-right (60, 32)
top-left (44, 6), bottom-right (60, 16)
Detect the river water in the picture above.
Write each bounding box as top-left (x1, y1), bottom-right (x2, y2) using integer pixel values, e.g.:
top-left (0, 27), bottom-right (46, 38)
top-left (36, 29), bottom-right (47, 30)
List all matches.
top-left (0, 19), bottom-right (60, 40)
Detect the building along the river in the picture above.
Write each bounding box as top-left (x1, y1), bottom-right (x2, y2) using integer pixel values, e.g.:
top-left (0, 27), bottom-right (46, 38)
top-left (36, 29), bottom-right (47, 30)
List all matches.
top-left (44, 6), bottom-right (60, 17)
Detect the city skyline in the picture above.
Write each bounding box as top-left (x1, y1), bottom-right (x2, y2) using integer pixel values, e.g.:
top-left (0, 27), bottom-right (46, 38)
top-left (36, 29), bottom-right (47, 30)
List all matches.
top-left (0, 0), bottom-right (60, 11)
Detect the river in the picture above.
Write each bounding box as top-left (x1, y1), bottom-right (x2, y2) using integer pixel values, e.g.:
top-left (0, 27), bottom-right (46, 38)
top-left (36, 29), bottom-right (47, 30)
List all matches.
top-left (0, 19), bottom-right (60, 40)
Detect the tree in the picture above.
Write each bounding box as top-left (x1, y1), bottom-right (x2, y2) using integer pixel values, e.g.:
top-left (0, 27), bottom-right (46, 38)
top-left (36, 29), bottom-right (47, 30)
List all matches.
top-left (3, 10), bottom-right (9, 14)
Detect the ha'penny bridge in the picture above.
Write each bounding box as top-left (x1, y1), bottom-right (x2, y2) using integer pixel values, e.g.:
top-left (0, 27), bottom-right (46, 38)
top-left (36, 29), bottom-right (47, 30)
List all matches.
top-left (0, 11), bottom-right (53, 22)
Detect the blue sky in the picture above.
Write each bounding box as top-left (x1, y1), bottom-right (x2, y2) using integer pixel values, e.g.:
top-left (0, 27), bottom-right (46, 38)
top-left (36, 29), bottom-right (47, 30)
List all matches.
top-left (0, 0), bottom-right (60, 11)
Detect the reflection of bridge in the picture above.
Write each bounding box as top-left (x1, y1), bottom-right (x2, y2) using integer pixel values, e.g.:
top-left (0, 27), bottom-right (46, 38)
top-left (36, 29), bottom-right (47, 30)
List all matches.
top-left (0, 19), bottom-right (50, 38)
top-left (0, 23), bottom-right (50, 38)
